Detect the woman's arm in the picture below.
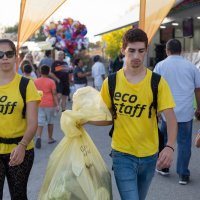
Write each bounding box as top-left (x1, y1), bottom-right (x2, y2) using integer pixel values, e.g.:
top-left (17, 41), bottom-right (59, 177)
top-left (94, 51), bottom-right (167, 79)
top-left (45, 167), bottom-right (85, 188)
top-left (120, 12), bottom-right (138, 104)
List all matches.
top-left (21, 101), bottom-right (39, 144)
top-left (9, 101), bottom-right (38, 166)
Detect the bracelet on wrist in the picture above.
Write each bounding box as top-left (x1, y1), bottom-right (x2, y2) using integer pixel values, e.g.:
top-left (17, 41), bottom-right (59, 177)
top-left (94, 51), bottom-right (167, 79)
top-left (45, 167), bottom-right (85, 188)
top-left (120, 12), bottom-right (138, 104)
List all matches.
top-left (18, 141), bottom-right (28, 148)
top-left (165, 145), bottom-right (174, 152)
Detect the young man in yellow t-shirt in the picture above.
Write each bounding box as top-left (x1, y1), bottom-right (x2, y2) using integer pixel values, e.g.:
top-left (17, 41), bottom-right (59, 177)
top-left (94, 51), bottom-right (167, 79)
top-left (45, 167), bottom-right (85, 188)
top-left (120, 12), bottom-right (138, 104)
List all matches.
top-left (91, 28), bottom-right (177, 200)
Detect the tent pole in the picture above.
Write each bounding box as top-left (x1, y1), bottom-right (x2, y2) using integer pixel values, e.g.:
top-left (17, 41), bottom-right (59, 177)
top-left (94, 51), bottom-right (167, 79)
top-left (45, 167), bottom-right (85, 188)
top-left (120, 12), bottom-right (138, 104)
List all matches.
top-left (139, 0), bottom-right (146, 30)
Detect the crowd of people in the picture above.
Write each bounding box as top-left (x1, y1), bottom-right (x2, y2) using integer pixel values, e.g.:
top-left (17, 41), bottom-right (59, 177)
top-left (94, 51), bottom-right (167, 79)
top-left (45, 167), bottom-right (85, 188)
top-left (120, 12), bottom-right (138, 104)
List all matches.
top-left (0, 27), bottom-right (200, 200)
top-left (9, 47), bottom-right (107, 149)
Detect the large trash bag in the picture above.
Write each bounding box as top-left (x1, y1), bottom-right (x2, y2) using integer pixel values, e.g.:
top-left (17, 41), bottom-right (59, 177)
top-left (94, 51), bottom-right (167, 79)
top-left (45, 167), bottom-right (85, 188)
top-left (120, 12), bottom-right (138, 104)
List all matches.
top-left (38, 86), bottom-right (112, 200)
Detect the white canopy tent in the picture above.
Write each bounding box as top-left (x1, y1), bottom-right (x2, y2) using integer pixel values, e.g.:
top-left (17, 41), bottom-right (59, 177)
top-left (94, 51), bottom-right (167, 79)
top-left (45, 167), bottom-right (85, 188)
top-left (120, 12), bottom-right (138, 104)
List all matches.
top-left (95, 0), bottom-right (184, 36)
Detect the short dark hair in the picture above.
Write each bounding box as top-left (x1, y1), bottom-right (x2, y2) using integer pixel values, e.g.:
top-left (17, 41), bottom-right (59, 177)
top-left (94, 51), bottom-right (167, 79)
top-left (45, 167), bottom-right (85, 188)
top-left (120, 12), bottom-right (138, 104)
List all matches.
top-left (40, 65), bottom-right (50, 75)
top-left (119, 52), bottom-right (124, 59)
top-left (0, 39), bottom-right (16, 55)
top-left (20, 59), bottom-right (32, 72)
top-left (23, 64), bottom-right (32, 74)
top-left (122, 28), bottom-right (148, 49)
top-left (74, 58), bottom-right (81, 66)
top-left (45, 50), bottom-right (51, 57)
top-left (93, 55), bottom-right (100, 62)
top-left (166, 39), bottom-right (182, 54)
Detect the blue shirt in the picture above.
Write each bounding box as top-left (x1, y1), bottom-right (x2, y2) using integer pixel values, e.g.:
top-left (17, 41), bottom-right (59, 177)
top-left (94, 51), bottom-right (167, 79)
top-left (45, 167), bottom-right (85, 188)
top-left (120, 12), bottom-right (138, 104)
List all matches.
top-left (154, 55), bottom-right (200, 122)
top-left (39, 57), bottom-right (54, 68)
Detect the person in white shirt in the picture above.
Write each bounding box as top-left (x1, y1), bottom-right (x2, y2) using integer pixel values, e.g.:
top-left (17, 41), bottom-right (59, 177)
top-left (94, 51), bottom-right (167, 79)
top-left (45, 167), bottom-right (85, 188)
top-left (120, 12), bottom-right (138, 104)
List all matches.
top-left (91, 55), bottom-right (105, 91)
top-left (154, 39), bottom-right (200, 185)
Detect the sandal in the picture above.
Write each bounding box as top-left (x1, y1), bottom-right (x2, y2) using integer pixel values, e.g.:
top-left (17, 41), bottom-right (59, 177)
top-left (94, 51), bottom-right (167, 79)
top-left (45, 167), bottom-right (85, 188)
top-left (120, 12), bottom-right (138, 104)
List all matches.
top-left (48, 139), bottom-right (56, 144)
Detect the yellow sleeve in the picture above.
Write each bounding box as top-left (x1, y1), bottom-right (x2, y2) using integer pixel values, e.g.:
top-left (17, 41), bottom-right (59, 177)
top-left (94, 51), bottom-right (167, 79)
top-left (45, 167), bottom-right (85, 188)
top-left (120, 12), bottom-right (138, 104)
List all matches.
top-left (157, 77), bottom-right (176, 112)
top-left (26, 80), bottom-right (41, 102)
top-left (100, 78), bottom-right (112, 109)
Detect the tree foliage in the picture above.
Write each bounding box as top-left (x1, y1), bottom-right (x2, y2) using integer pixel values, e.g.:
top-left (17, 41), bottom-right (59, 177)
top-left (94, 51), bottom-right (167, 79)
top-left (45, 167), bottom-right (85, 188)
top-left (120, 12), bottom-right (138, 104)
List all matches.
top-left (4, 24), bottom-right (18, 33)
top-left (4, 23), bottom-right (45, 41)
top-left (32, 27), bottom-right (46, 41)
top-left (101, 26), bottom-right (132, 59)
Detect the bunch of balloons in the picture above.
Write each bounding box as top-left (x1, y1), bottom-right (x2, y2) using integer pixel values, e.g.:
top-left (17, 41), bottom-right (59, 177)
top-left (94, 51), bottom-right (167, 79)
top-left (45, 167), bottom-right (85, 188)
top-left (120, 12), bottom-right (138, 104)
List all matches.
top-left (44, 18), bottom-right (89, 58)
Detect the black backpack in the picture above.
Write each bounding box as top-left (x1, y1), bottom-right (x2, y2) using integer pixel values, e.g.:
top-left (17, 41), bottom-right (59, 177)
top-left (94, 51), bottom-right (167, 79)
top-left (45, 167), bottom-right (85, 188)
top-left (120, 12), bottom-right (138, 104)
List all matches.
top-left (19, 76), bottom-right (30, 118)
top-left (108, 71), bottom-right (161, 138)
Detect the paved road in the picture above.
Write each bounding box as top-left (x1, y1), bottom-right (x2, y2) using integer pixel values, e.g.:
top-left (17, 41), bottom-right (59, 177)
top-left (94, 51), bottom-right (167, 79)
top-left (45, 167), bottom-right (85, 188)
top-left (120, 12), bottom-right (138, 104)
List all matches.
top-left (3, 101), bottom-right (200, 200)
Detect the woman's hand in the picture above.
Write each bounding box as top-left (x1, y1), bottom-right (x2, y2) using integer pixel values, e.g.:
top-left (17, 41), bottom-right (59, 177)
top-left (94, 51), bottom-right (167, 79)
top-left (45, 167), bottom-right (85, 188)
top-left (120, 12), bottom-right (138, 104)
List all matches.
top-left (9, 144), bottom-right (26, 166)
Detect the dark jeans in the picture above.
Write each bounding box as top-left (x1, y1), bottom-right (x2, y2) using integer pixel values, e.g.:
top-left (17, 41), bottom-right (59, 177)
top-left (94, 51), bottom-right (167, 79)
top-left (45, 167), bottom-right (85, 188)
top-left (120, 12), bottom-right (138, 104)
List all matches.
top-left (0, 149), bottom-right (34, 200)
top-left (160, 119), bottom-right (193, 176)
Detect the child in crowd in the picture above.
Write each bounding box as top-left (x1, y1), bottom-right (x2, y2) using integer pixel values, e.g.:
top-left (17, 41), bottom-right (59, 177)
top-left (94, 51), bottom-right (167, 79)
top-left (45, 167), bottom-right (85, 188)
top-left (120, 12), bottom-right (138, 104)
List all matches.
top-left (34, 65), bottom-right (59, 149)
top-left (23, 64), bottom-right (35, 80)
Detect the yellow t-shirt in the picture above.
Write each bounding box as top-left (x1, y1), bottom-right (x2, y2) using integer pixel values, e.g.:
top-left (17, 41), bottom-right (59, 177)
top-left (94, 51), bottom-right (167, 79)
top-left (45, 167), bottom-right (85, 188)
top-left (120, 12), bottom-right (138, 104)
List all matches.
top-left (0, 74), bottom-right (41, 154)
top-left (101, 68), bottom-right (175, 157)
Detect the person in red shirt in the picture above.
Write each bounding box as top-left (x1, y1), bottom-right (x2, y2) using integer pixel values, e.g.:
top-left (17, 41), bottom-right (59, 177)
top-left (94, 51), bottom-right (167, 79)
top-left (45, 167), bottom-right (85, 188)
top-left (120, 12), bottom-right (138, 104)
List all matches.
top-left (34, 65), bottom-right (59, 149)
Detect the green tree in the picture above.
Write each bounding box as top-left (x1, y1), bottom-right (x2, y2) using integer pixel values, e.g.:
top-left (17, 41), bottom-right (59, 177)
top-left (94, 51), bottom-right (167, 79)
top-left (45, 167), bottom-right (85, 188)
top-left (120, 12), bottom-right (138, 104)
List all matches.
top-left (31, 27), bottom-right (46, 41)
top-left (4, 24), bottom-right (18, 33)
top-left (4, 23), bottom-right (45, 41)
top-left (101, 26), bottom-right (132, 59)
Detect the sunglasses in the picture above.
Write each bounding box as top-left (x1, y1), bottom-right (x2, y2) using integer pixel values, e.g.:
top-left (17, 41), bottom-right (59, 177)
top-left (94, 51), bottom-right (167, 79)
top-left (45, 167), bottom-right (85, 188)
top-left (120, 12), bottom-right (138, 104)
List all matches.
top-left (0, 51), bottom-right (15, 59)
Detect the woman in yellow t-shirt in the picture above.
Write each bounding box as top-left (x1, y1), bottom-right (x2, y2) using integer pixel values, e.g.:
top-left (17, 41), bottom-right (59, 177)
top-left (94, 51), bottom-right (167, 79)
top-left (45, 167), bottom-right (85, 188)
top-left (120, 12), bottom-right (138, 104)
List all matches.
top-left (0, 39), bottom-right (41, 199)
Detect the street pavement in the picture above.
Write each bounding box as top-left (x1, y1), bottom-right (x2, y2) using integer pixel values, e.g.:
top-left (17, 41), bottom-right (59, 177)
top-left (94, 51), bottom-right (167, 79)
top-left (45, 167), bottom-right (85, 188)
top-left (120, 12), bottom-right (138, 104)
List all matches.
top-left (3, 100), bottom-right (200, 200)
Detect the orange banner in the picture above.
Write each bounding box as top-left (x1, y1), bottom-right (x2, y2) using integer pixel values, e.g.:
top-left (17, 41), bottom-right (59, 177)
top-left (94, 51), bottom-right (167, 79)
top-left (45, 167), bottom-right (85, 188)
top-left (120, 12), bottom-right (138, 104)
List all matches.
top-left (139, 0), bottom-right (175, 43)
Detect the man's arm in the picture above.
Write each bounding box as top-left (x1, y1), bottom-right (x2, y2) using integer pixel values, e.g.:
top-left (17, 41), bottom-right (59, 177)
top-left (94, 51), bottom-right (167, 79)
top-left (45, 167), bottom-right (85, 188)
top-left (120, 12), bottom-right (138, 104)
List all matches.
top-left (101, 74), bottom-right (105, 81)
top-left (88, 120), bottom-right (112, 126)
top-left (49, 62), bottom-right (60, 83)
top-left (52, 87), bottom-right (59, 111)
top-left (157, 108), bottom-right (177, 169)
top-left (101, 64), bottom-right (106, 81)
top-left (77, 71), bottom-right (91, 78)
top-left (49, 72), bottom-right (60, 83)
top-left (88, 108), bottom-right (113, 126)
top-left (195, 88), bottom-right (200, 119)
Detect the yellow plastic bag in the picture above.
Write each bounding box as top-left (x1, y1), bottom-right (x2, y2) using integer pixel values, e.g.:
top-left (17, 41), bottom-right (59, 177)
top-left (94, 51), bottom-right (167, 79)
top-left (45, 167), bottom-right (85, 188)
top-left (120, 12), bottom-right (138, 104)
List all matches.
top-left (38, 86), bottom-right (112, 200)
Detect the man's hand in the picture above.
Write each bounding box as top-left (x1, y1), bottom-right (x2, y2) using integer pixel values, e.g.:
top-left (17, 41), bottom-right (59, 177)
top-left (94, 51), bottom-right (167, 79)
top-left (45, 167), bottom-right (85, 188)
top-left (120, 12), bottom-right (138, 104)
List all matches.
top-left (195, 108), bottom-right (200, 120)
top-left (156, 146), bottom-right (174, 169)
top-left (56, 78), bottom-right (60, 83)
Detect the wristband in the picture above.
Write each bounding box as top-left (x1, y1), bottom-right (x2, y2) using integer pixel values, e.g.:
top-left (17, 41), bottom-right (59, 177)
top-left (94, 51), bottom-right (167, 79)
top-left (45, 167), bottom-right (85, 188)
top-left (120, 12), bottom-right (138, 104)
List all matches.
top-left (165, 145), bottom-right (174, 152)
top-left (18, 141), bottom-right (28, 148)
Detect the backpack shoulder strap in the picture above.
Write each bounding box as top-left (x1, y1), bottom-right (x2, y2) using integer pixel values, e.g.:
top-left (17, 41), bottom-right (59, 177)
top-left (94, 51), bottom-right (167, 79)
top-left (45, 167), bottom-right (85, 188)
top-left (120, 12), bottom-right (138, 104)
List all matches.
top-left (108, 72), bottom-right (117, 116)
top-left (19, 77), bottom-right (30, 118)
top-left (148, 72), bottom-right (161, 118)
top-left (108, 72), bottom-right (117, 137)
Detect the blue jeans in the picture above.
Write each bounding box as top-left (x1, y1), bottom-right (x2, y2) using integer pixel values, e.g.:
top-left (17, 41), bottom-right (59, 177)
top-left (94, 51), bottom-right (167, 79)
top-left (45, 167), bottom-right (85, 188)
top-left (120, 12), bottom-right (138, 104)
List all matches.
top-left (112, 150), bottom-right (157, 200)
top-left (160, 119), bottom-right (193, 176)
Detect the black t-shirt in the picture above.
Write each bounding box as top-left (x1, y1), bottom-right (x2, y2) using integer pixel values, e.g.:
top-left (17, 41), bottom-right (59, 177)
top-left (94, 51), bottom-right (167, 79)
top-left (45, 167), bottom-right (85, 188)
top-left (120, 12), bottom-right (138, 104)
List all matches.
top-left (51, 60), bottom-right (69, 83)
top-left (73, 66), bottom-right (87, 84)
top-left (112, 57), bottom-right (123, 73)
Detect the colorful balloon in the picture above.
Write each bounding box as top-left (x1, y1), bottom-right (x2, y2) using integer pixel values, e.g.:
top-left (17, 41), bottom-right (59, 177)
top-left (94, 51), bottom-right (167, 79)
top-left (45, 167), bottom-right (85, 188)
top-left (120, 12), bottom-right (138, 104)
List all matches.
top-left (44, 18), bottom-right (89, 57)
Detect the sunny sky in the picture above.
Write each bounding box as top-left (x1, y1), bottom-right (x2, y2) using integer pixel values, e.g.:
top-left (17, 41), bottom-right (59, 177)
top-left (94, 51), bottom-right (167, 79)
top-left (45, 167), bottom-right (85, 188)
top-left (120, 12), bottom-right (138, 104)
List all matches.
top-left (0, 0), bottom-right (139, 42)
